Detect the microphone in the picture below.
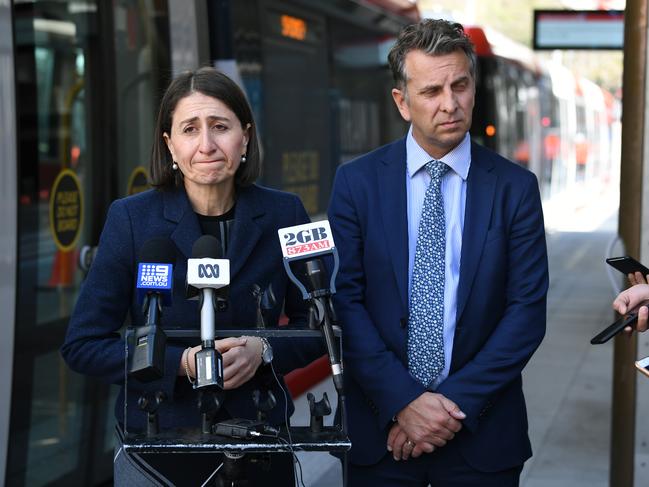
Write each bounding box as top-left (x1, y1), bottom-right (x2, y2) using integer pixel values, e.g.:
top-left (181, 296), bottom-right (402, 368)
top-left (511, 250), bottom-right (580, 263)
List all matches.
top-left (129, 237), bottom-right (175, 382)
top-left (300, 259), bottom-right (344, 393)
top-left (278, 221), bottom-right (344, 394)
top-left (186, 235), bottom-right (229, 389)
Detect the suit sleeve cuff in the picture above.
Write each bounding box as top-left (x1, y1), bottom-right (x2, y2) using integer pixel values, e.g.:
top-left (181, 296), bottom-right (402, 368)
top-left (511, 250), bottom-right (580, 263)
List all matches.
top-left (435, 384), bottom-right (484, 433)
top-left (378, 381), bottom-right (426, 428)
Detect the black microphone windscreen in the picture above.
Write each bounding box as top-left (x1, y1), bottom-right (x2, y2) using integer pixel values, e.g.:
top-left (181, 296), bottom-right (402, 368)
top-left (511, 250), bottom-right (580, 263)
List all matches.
top-left (306, 259), bottom-right (328, 291)
top-left (291, 258), bottom-right (328, 293)
top-left (138, 237), bottom-right (176, 265)
top-left (192, 234), bottom-right (222, 259)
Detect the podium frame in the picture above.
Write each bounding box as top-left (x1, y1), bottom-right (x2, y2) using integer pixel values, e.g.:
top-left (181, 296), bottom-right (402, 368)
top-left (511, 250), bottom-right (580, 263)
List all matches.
top-left (121, 326), bottom-right (350, 455)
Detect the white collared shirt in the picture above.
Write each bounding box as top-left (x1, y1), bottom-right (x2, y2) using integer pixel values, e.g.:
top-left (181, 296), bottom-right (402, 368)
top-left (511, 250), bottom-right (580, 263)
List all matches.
top-left (406, 128), bottom-right (471, 388)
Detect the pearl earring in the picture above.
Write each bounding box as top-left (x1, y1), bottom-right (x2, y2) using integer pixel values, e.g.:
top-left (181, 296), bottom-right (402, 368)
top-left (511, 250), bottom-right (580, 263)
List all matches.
top-left (241, 155), bottom-right (247, 164)
top-left (172, 161), bottom-right (178, 170)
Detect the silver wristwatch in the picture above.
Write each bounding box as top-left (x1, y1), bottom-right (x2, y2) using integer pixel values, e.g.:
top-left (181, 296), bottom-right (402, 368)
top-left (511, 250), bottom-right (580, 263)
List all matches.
top-left (260, 337), bottom-right (273, 365)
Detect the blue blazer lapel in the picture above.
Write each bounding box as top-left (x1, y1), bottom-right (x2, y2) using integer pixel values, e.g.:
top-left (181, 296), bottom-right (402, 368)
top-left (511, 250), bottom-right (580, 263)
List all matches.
top-left (163, 189), bottom-right (202, 259)
top-left (456, 144), bottom-right (496, 322)
top-left (162, 186), bottom-right (264, 280)
top-left (227, 185), bottom-right (264, 279)
top-left (377, 139), bottom-right (409, 311)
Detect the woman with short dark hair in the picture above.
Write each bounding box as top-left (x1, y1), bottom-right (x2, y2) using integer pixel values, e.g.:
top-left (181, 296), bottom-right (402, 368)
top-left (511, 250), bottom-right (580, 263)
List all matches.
top-left (150, 67), bottom-right (262, 190)
top-left (62, 66), bottom-right (323, 485)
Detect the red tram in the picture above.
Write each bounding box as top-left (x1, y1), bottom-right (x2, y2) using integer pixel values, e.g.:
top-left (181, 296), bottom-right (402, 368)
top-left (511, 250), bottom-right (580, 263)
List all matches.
top-left (465, 25), bottom-right (619, 201)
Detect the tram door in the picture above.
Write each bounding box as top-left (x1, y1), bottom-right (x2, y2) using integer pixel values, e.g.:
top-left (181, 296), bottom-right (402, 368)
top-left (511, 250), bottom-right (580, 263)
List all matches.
top-left (257, 1), bottom-right (330, 215)
top-left (9, 2), bottom-right (170, 485)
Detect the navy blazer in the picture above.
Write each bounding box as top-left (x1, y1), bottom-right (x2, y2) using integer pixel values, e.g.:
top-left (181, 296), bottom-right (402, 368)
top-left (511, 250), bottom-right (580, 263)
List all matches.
top-left (62, 184), bottom-right (324, 431)
top-left (328, 138), bottom-right (548, 470)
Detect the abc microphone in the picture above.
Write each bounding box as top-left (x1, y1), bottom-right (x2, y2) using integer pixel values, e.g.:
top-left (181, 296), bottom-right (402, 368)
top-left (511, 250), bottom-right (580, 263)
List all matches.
top-left (186, 235), bottom-right (230, 389)
top-left (129, 237), bottom-right (175, 382)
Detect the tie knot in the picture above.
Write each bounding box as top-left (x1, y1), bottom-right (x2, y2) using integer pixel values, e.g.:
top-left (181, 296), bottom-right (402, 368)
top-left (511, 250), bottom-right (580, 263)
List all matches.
top-left (425, 160), bottom-right (448, 180)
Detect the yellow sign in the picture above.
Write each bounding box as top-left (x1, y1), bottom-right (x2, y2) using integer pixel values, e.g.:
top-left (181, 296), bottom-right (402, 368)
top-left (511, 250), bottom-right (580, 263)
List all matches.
top-left (282, 150), bottom-right (320, 213)
top-left (49, 169), bottom-right (83, 251)
top-left (127, 166), bottom-right (149, 195)
top-left (282, 151), bottom-right (319, 183)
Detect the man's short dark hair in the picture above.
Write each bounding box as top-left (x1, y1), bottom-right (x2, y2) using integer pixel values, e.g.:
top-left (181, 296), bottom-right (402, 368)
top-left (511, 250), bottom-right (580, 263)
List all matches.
top-left (150, 66), bottom-right (261, 190)
top-left (388, 19), bottom-right (477, 92)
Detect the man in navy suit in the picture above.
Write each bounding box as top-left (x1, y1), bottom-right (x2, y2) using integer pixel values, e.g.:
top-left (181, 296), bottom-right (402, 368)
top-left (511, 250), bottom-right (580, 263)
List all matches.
top-left (328, 19), bottom-right (548, 486)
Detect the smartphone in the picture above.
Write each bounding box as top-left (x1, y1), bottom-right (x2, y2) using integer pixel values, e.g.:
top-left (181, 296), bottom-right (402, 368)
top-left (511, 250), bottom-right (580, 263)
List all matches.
top-left (590, 312), bottom-right (638, 344)
top-left (606, 256), bottom-right (649, 277)
top-left (635, 355), bottom-right (649, 378)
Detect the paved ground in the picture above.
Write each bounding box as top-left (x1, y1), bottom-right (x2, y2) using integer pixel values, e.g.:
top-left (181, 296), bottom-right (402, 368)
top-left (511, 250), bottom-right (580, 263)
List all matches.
top-left (291, 181), bottom-right (623, 486)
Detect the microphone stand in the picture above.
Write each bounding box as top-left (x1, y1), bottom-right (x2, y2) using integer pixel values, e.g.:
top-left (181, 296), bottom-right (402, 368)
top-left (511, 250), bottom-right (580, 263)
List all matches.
top-left (307, 293), bottom-right (343, 391)
top-left (252, 283), bottom-right (278, 423)
top-left (194, 288), bottom-right (226, 434)
top-left (138, 391), bottom-right (166, 437)
top-left (306, 289), bottom-right (347, 435)
top-left (305, 278), bottom-right (349, 487)
top-left (215, 452), bottom-right (249, 487)
top-left (214, 284), bottom-right (277, 486)
top-left (213, 284), bottom-right (279, 487)
top-left (283, 252), bottom-right (347, 438)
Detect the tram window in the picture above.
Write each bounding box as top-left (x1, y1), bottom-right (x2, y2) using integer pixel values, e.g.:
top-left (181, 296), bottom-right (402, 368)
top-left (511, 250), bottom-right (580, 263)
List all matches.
top-left (113, 0), bottom-right (171, 198)
top-left (329, 19), bottom-right (406, 162)
top-left (10, 1), bottom-right (171, 485)
top-left (12, 2), bottom-right (100, 484)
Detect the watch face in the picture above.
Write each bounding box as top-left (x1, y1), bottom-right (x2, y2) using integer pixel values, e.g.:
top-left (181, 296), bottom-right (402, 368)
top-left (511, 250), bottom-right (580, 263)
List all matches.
top-left (263, 348), bottom-right (273, 363)
top-left (262, 340), bottom-right (273, 364)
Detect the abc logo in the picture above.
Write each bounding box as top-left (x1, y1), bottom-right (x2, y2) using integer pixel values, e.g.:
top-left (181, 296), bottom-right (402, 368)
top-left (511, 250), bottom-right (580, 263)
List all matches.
top-left (198, 263), bottom-right (220, 278)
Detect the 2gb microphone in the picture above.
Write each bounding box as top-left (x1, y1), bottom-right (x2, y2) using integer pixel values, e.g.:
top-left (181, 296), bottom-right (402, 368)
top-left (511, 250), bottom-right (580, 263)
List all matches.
top-left (278, 220), bottom-right (344, 394)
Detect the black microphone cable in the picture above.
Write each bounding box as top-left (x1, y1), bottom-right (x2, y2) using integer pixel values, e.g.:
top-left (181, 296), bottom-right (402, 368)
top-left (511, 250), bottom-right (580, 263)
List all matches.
top-left (270, 361), bottom-right (306, 487)
top-left (200, 462), bottom-right (223, 487)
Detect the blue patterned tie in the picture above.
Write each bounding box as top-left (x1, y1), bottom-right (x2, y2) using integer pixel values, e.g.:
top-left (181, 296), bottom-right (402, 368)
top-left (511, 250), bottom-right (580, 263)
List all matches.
top-left (408, 160), bottom-right (448, 387)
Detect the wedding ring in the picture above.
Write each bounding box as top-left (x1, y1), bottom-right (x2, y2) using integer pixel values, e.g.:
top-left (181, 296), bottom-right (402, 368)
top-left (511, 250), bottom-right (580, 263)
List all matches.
top-left (405, 439), bottom-right (415, 448)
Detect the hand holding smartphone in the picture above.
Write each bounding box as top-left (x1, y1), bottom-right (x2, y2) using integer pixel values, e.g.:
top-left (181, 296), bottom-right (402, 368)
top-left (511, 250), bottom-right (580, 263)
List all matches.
top-left (590, 312), bottom-right (638, 345)
top-left (636, 355), bottom-right (649, 378)
top-left (606, 256), bottom-right (649, 278)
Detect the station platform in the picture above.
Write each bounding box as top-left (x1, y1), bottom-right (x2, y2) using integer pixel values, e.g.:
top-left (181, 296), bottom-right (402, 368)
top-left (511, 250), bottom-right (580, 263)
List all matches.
top-left (291, 181), bottom-right (622, 486)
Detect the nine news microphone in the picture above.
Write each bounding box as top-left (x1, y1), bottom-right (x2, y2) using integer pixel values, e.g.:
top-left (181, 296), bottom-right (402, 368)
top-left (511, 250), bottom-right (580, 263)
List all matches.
top-left (186, 235), bottom-right (229, 389)
top-left (129, 237), bottom-right (176, 382)
top-left (278, 220), bottom-right (344, 394)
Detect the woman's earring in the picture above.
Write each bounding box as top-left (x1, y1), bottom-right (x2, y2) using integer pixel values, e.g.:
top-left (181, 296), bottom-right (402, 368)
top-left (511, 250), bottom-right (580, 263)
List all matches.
top-left (241, 155), bottom-right (247, 164)
top-left (172, 161), bottom-right (178, 170)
